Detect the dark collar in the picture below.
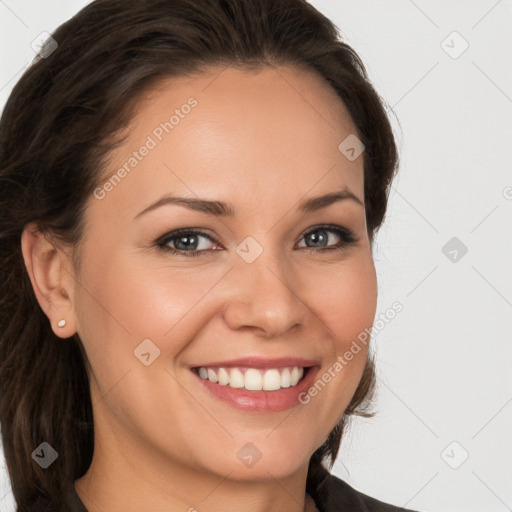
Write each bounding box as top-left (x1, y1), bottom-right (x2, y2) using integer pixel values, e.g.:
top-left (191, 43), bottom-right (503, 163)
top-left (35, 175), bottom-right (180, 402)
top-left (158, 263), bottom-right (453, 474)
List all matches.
top-left (308, 464), bottom-right (420, 512)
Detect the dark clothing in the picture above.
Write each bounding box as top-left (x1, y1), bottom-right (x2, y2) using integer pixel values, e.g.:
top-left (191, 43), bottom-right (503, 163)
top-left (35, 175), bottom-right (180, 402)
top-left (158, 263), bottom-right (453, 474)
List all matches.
top-left (308, 466), bottom-right (419, 511)
top-left (66, 468), bottom-right (419, 512)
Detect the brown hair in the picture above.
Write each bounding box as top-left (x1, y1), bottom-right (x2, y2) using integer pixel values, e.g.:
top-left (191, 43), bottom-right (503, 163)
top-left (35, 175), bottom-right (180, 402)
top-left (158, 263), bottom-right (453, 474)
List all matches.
top-left (0, 0), bottom-right (399, 509)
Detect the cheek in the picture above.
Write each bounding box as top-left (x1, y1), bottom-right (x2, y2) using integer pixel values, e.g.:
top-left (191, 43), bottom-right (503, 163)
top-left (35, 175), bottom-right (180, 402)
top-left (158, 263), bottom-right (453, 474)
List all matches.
top-left (297, 256), bottom-right (377, 430)
top-left (304, 255), bottom-right (378, 348)
top-left (73, 248), bottom-right (230, 368)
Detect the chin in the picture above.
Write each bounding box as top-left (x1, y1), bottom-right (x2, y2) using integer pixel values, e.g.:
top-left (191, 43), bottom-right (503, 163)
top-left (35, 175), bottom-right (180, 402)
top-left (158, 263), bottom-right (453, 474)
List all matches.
top-left (203, 440), bottom-right (312, 482)
top-left (222, 459), bottom-right (308, 482)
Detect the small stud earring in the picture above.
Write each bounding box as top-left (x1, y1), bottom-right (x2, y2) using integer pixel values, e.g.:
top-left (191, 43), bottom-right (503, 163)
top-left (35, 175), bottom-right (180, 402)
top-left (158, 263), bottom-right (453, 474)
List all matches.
top-left (57, 319), bottom-right (66, 328)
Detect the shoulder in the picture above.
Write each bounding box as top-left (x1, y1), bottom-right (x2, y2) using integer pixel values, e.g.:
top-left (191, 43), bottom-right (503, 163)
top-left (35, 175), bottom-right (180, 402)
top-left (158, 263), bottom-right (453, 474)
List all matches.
top-left (311, 467), bottom-right (421, 512)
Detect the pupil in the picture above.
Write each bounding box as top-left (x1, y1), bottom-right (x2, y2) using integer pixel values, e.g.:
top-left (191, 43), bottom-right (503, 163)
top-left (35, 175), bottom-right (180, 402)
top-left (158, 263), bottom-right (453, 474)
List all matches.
top-left (308, 230), bottom-right (327, 247)
top-left (177, 235), bottom-right (197, 250)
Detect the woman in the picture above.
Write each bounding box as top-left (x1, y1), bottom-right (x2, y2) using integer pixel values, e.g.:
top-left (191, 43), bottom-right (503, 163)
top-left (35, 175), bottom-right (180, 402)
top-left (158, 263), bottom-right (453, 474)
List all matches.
top-left (0, 0), bottom-right (416, 510)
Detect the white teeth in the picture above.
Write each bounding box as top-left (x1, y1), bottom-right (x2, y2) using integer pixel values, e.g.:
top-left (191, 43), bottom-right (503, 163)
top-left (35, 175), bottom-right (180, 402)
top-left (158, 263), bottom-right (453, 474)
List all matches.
top-left (196, 365), bottom-right (306, 391)
top-left (207, 368), bottom-right (218, 383)
top-left (218, 367), bottom-right (229, 386)
top-left (229, 368), bottom-right (244, 388)
top-left (280, 368), bottom-right (291, 388)
top-left (262, 369), bottom-right (281, 391)
top-left (290, 367), bottom-right (303, 386)
top-left (245, 368), bottom-right (262, 390)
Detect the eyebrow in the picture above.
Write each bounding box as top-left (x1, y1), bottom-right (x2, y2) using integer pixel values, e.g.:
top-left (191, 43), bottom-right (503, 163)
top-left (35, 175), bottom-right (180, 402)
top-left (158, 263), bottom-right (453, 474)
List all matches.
top-left (133, 187), bottom-right (363, 220)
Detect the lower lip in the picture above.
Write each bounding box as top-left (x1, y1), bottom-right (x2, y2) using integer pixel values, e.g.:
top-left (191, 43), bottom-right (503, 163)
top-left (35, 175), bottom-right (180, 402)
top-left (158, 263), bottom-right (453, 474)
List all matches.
top-left (192, 366), bottom-right (319, 412)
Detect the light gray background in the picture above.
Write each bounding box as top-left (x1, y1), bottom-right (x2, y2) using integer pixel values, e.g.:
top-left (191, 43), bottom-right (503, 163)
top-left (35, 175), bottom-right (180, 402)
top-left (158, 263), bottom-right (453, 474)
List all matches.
top-left (1, 1), bottom-right (511, 511)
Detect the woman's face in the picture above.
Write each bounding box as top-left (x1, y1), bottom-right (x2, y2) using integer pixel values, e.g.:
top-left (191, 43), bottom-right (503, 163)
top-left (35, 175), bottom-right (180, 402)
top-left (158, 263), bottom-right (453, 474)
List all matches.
top-left (71, 65), bottom-right (377, 483)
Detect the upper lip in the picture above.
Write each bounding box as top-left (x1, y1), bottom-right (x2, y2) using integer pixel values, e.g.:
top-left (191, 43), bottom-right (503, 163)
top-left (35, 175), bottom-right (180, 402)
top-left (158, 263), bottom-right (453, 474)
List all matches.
top-left (191, 356), bottom-right (318, 369)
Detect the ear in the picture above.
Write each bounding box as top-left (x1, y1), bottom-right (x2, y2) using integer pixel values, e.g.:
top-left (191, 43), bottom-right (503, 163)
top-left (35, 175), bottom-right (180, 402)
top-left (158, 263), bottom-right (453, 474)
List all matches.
top-left (20, 221), bottom-right (77, 339)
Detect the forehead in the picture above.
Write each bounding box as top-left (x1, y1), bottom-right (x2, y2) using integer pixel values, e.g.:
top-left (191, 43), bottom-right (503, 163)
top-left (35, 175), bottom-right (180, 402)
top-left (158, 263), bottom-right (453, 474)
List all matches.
top-left (93, 65), bottom-right (364, 219)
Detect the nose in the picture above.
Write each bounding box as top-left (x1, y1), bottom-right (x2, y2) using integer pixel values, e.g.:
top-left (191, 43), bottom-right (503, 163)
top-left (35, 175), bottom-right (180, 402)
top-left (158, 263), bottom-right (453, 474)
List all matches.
top-left (222, 244), bottom-right (308, 338)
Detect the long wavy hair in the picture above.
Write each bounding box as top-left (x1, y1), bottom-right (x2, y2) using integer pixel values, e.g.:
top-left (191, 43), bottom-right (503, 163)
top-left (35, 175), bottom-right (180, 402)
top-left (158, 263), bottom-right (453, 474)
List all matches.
top-left (0, 0), bottom-right (399, 509)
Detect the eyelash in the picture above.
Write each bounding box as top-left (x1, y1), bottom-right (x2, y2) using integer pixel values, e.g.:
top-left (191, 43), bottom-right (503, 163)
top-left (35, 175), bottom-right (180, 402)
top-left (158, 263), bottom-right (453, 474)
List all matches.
top-left (154, 224), bottom-right (358, 258)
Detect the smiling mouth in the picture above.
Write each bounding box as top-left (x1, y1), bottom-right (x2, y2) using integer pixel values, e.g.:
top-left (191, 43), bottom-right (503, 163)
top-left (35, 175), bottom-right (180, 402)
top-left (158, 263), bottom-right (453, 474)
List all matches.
top-left (191, 366), bottom-right (309, 391)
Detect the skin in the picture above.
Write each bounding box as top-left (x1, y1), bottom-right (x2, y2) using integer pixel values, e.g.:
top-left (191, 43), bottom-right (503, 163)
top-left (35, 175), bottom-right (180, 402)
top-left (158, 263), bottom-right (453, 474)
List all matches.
top-left (21, 64), bottom-right (377, 512)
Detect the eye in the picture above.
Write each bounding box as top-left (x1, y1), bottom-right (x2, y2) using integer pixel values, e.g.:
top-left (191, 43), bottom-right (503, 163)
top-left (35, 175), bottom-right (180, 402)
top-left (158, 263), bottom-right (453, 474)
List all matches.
top-left (296, 225), bottom-right (358, 253)
top-left (155, 224), bottom-right (358, 258)
top-left (155, 228), bottom-right (219, 257)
